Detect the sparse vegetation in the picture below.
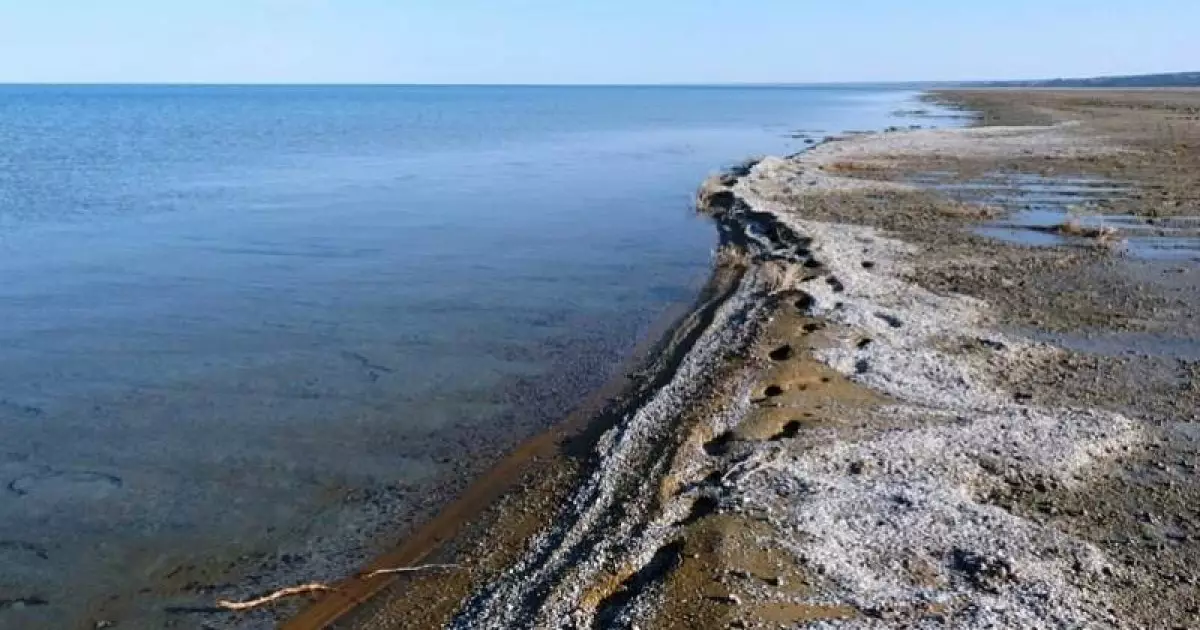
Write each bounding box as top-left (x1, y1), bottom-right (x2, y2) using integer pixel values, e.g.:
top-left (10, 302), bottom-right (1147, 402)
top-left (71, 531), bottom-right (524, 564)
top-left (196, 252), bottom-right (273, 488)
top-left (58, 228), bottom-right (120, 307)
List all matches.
top-left (1051, 218), bottom-right (1119, 240)
top-left (823, 160), bottom-right (893, 179)
top-left (713, 243), bottom-right (749, 268)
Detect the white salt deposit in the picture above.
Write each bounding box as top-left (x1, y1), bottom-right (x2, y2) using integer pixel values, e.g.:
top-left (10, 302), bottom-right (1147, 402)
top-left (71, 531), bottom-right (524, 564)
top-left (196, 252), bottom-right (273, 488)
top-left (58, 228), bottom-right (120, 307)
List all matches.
top-left (719, 142), bottom-right (1141, 628)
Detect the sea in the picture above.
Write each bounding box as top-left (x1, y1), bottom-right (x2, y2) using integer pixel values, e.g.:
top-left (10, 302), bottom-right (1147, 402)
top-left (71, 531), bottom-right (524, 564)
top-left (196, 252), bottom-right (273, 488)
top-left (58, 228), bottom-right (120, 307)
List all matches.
top-left (0, 85), bottom-right (939, 628)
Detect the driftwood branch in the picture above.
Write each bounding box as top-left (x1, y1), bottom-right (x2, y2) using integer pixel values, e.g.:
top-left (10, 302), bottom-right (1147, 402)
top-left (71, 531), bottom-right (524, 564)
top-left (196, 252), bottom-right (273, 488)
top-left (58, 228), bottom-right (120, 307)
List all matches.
top-left (215, 564), bottom-right (463, 612)
top-left (360, 563), bottom-right (461, 579)
top-left (216, 584), bottom-right (334, 611)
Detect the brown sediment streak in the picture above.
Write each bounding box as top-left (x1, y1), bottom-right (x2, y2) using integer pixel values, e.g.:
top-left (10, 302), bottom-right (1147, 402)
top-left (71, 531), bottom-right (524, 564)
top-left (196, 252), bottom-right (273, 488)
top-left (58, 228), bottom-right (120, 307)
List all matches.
top-left (281, 440), bottom-right (537, 627)
top-left (279, 426), bottom-right (562, 629)
top-left (278, 341), bottom-right (669, 630)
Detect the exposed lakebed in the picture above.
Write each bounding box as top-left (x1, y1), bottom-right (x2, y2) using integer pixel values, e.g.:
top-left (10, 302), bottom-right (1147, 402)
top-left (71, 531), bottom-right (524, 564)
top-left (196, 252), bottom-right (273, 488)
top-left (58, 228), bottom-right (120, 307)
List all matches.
top-left (908, 171), bottom-right (1200, 260)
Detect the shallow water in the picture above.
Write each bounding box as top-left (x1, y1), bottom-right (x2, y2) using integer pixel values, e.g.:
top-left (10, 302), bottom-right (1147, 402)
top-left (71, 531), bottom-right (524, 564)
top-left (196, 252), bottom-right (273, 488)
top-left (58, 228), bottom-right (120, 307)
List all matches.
top-left (908, 171), bottom-right (1200, 260)
top-left (1034, 329), bottom-right (1200, 362)
top-left (0, 85), bottom-right (930, 627)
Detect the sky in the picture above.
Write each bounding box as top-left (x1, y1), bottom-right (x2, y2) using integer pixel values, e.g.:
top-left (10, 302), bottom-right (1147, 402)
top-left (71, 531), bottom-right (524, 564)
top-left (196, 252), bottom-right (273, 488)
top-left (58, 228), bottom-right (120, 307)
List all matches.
top-left (0, 1), bottom-right (1195, 84)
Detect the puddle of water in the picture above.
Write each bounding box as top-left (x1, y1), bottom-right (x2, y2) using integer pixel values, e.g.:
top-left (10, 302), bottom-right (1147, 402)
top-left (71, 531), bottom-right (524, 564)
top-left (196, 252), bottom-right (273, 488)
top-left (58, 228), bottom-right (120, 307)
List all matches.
top-left (910, 172), bottom-right (1200, 260)
top-left (974, 226), bottom-right (1063, 247)
top-left (1029, 329), bottom-right (1200, 362)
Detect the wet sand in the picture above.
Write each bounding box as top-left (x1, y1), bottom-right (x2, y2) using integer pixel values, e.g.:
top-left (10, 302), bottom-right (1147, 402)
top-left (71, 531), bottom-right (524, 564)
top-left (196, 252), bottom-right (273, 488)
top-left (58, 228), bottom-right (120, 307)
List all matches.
top-left (191, 90), bottom-right (1200, 629)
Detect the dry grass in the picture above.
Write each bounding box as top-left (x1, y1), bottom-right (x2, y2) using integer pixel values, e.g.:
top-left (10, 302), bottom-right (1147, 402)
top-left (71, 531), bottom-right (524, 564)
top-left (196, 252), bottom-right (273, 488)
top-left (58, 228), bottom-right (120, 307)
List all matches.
top-left (713, 244), bottom-right (750, 269)
top-left (1052, 218), bottom-right (1120, 241)
top-left (696, 174), bottom-right (727, 202)
top-left (938, 200), bottom-right (1004, 219)
top-left (825, 160), bottom-right (886, 173)
top-left (696, 175), bottom-right (739, 216)
top-left (759, 260), bottom-right (802, 293)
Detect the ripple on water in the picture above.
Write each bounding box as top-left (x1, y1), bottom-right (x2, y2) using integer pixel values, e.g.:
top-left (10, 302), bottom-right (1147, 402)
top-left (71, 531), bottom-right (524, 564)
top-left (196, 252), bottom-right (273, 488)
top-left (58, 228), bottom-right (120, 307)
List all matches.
top-left (7, 469), bottom-right (123, 502)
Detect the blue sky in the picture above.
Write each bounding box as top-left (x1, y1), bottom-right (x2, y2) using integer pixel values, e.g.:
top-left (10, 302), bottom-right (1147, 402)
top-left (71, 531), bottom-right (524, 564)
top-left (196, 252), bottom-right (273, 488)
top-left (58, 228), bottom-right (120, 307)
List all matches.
top-left (0, 1), bottom-right (1194, 84)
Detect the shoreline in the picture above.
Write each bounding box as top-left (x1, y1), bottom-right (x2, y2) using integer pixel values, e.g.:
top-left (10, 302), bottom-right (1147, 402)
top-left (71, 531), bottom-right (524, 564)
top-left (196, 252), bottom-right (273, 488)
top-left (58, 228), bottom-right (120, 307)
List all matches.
top-left (273, 156), bottom-right (838, 630)
top-left (278, 89), bottom-right (1200, 628)
top-left (279, 228), bottom-right (754, 630)
top-left (269, 141), bottom-right (926, 627)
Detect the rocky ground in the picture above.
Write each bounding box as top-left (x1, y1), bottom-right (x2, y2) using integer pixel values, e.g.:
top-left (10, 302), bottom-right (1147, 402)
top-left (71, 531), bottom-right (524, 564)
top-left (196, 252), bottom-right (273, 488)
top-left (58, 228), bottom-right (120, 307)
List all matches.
top-left (251, 90), bottom-right (1200, 630)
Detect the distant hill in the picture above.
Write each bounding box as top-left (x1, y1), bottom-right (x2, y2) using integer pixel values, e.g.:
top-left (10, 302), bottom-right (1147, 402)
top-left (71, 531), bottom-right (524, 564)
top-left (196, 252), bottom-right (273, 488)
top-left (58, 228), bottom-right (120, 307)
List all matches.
top-left (960, 71), bottom-right (1200, 88)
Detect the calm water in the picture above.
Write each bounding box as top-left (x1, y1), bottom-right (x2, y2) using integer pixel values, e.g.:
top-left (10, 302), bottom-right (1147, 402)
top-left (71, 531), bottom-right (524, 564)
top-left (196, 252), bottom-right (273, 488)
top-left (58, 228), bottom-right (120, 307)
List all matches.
top-left (0, 85), bottom-right (926, 627)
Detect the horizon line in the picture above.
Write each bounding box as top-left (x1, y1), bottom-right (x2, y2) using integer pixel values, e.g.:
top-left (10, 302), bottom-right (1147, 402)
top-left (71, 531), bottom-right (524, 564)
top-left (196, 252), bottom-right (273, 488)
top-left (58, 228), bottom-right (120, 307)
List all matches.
top-left (2, 69), bottom-right (1193, 88)
top-left (0, 80), bottom-right (949, 88)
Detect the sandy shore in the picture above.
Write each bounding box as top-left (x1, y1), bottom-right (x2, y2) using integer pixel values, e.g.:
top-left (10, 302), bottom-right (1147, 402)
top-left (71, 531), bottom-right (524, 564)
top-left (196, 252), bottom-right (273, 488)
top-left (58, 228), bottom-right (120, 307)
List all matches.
top-left (200, 90), bottom-right (1200, 629)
